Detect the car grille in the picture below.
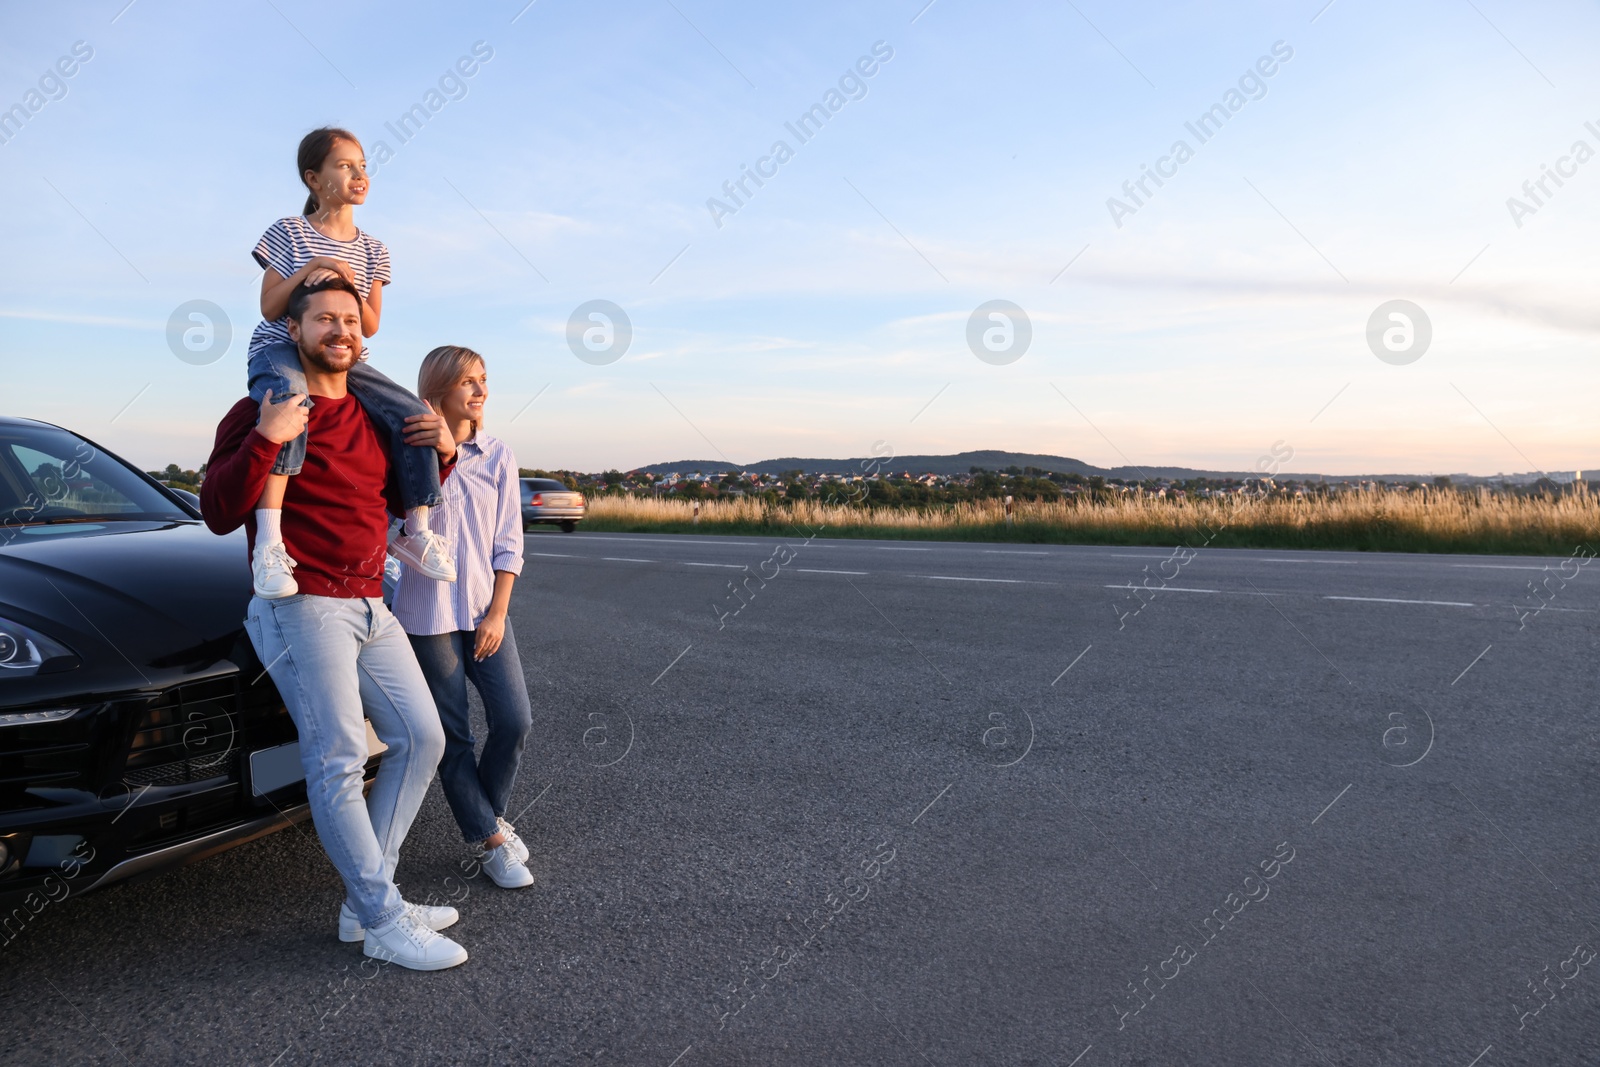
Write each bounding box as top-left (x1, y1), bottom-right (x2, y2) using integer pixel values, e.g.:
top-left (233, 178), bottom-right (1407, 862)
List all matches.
top-left (123, 678), bottom-right (241, 787)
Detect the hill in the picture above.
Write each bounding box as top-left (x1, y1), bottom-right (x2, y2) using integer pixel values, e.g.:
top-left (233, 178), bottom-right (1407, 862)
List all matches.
top-left (630, 450), bottom-right (1595, 484)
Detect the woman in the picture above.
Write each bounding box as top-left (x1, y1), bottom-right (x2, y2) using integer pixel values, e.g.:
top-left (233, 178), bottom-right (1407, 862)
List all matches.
top-left (391, 345), bottom-right (535, 888)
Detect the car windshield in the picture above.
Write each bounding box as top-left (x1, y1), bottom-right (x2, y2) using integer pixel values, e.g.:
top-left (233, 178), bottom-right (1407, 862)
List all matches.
top-left (525, 479), bottom-right (567, 491)
top-left (0, 422), bottom-right (190, 528)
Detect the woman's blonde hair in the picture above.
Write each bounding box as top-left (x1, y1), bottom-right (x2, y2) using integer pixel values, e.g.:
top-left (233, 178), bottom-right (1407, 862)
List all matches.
top-left (417, 345), bottom-right (487, 435)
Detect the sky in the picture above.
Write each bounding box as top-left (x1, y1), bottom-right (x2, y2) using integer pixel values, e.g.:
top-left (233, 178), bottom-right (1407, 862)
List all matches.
top-left (1, 0), bottom-right (1596, 478)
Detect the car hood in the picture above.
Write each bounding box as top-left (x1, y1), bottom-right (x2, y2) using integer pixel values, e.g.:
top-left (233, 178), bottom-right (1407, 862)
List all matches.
top-left (0, 521), bottom-right (255, 706)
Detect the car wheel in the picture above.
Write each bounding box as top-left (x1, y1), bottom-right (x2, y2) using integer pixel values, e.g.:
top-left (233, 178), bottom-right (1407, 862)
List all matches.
top-left (560, 521), bottom-right (577, 533)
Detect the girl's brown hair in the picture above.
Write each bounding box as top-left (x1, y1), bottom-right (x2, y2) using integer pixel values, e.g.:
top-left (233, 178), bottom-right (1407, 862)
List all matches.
top-left (418, 345), bottom-right (487, 435)
top-left (298, 127), bottom-right (362, 215)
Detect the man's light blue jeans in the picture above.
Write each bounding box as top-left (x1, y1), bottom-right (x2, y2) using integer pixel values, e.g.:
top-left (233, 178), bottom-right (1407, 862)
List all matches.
top-left (244, 594), bottom-right (445, 928)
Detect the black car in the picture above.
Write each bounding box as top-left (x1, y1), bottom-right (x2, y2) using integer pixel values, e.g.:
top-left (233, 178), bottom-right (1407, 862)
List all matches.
top-left (0, 416), bottom-right (376, 916)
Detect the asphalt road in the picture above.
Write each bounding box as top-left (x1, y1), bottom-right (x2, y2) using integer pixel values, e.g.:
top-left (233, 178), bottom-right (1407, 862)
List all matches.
top-left (5, 530), bottom-right (1599, 1066)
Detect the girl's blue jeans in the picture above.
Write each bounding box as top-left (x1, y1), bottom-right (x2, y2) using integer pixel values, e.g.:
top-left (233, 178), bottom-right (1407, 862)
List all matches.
top-left (245, 341), bottom-right (442, 509)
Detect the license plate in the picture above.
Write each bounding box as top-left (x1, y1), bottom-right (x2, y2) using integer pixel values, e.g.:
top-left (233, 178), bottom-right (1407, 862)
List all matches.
top-left (248, 721), bottom-right (388, 797)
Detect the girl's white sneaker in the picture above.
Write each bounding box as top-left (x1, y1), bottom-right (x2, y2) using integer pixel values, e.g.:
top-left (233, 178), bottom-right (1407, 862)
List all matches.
top-left (252, 540), bottom-right (299, 599)
top-left (389, 528), bottom-right (457, 582)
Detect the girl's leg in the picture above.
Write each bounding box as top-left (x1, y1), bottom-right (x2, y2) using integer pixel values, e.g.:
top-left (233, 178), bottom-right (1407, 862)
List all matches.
top-left (346, 362), bottom-right (442, 512)
top-left (347, 361), bottom-right (455, 582)
top-left (246, 343), bottom-right (311, 483)
top-left (245, 343), bottom-right (311, 597)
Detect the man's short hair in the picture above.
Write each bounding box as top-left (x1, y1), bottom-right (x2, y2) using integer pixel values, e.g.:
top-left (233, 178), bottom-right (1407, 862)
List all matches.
top-left (287, 276), bottom-right (362, 323)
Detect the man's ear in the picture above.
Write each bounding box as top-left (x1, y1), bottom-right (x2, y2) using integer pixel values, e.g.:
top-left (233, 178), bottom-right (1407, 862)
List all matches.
top-left (286, 316), bottom-right (300, 342)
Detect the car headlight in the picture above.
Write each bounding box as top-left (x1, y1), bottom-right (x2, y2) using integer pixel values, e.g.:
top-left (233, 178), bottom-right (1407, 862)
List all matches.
top-left (0, 615), bottom-right (77, 678)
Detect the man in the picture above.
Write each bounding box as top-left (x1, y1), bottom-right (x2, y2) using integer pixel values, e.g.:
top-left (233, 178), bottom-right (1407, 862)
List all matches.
top-left (202, 276), bottom-right (467, 970)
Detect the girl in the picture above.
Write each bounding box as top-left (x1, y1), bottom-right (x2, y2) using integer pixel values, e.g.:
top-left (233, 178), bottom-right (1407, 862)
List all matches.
top-left (391, 345), bottom-right (535, 889)
top-left (245, 126), bottom-right (455, 598)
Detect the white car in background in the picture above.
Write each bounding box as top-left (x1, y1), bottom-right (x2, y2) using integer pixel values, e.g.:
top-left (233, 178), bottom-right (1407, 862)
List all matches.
top-left (520, 477), bottom-right (586, 533)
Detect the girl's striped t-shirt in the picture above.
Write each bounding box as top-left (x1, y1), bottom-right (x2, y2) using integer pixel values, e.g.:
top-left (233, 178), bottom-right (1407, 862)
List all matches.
top-left (247, 215), bottom-right (392, 356)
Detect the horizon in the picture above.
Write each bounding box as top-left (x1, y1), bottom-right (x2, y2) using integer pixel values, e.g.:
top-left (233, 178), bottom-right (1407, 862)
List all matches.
top-left (4, 1), bottom-right (1595, 477)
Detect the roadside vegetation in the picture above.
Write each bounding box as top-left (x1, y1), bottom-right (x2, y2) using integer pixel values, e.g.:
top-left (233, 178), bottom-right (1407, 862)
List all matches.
top-left (575, 487), bottom-right (1600, 556)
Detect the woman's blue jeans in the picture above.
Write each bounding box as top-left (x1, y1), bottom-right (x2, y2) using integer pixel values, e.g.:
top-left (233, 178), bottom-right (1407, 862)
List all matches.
top-left (245, 341), bottom-right (443, 508)
top-left (408, 619), bottom-right (534, 844)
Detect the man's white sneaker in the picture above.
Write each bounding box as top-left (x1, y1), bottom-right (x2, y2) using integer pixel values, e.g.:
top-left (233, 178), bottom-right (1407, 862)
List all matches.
top-left (252, 540), bottom-right (299, 599)
top-left (496, 817), bottom-right (530, 864)
top-left (363, 909), bottom-right (468, 971)
top-left (477, 841), bottom-right (534, 888)
top-left (389, 528), bottom-right (457, 582)
top-left (339, 901), bottom-right (460, 943)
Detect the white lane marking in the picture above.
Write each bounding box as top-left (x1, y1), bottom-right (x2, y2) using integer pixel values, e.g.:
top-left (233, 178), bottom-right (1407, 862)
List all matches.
top-left (1324, 595), bottom-right (1475, 607)
top-left (1108, 553), bottom-right (1167, 559)
top-left (578, 535), bottom-right (761, 547)
top-left (683, 562), bottom-right (745, 568)
top-left (1104, 584), bottom-right (1218, 594)
top-left (798, 568), bottom-right (869, 575)
top-left (602, 557), bottom-right (654, 563)
top-left (528, 552), bottom-right (575, 558)
top-left (1452, 563), bottom-right (1548, 570)
top-left (919, 575), bottom-right (1023, 584)
top-left (1257, 558), bottom-right (1358, 565)
top-left (877, 546), bottom-right (932, 551)
top-left (982, 550), bottom-right (1048, 555)
top-left (1510, 604), bottom-right (1593, 613)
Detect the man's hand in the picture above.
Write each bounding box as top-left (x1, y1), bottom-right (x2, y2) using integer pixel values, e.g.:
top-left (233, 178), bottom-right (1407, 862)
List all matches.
top-left (403, 400), bottom-right (457, 461)
top-left (256, 388), bottom-right (309, 444)
top-left (473, 613), bottom-right (506, 661)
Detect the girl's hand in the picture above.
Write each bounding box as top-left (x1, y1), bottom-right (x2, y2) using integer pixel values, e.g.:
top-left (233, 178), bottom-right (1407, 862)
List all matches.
top-left (474, 613), bottom-right (506, 661)
top-left (304, 267), bottom-right (341, 285)
top-left (305, 256), bottom-right (355, 283)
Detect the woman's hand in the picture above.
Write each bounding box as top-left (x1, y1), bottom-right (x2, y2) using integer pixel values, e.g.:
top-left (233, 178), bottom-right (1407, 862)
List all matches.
top-left (474, 612), bottom-right (506, 661)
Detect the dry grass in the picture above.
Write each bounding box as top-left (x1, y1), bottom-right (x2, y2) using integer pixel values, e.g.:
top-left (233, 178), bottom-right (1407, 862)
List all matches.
top-left (578, 490), bottom-right (1600, 555)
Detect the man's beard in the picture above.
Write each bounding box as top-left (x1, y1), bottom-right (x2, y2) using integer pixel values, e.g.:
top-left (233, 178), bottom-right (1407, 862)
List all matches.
top-left (298, 333), bottom-right (361, 374)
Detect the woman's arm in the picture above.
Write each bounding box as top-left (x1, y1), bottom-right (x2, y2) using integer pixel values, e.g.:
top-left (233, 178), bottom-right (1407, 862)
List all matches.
top-left (474, 446), bottom-right (528, 660)
top-left (473, 571), bottom-right (515, 661)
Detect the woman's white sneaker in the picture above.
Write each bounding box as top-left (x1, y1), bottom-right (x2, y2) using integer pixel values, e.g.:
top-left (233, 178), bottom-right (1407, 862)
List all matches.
top-left (339, 901), bottom-right (460, 943)
top-left (363, 909), bottom-right (468, 971)
top-left (252, 540), bottom-right (299, 599)
top-left (496, 817), bottom-right (529, 863)
top-left (477, 841), bottom-right (534, 888)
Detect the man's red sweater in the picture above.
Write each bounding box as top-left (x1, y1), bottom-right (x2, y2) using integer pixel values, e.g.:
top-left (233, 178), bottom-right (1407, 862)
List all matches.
top-left (201, 393), bottom-right (451, 598)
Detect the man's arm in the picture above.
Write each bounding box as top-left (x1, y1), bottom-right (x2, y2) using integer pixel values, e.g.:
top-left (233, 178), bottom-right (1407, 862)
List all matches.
top-left (199, 392), bottom-right (308, 534)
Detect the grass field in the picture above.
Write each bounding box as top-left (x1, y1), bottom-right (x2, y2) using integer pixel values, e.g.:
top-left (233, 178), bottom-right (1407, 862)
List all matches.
top-left (574, 490), bottom-right (1600, 556)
